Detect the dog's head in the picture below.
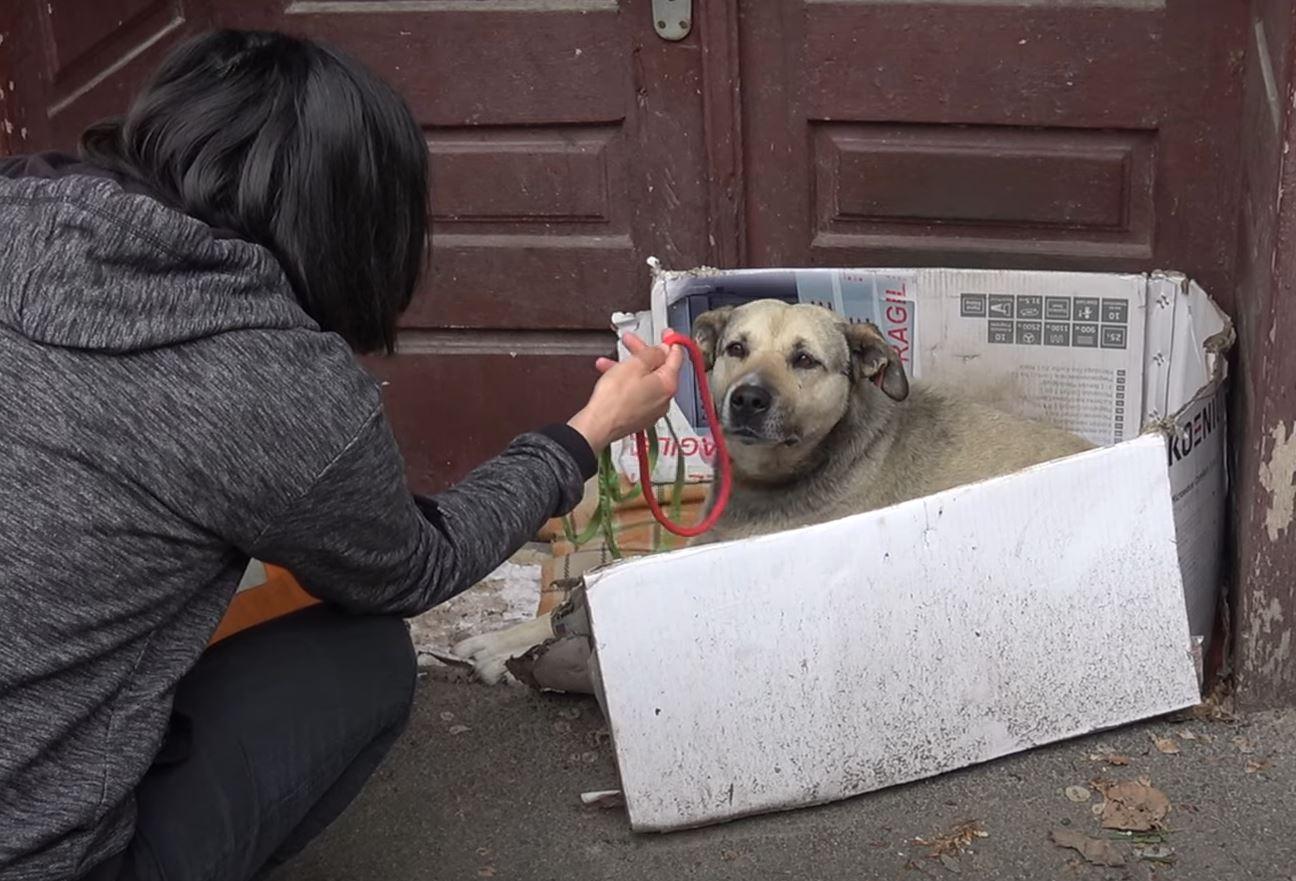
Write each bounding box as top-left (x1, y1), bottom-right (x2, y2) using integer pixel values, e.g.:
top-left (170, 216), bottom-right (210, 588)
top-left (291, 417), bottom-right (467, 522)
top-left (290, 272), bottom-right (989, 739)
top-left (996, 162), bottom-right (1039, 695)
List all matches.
top-left (692, 299), bottom-right (909, 480)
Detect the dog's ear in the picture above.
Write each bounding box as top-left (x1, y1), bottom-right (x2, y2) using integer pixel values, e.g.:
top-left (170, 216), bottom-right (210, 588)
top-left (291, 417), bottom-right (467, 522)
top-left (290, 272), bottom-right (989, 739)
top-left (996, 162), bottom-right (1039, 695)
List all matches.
top-left (843, 321), bottom-right (909, 401)
top-left (691, 306), bottom-right (735, 370)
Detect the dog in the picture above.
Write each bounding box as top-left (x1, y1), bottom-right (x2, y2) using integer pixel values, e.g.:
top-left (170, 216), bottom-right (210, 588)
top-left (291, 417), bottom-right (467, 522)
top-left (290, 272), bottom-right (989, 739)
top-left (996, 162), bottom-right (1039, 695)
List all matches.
top-left (452, 299), bottom-right (1094, 685)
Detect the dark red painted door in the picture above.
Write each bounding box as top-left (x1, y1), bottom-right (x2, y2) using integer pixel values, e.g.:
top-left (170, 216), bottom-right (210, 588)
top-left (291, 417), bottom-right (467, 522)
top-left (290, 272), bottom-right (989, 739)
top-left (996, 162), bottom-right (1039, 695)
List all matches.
top-left (0, 0), bottom-right (715, 492)
top-left (739, 2), bottom-right (1248, 312)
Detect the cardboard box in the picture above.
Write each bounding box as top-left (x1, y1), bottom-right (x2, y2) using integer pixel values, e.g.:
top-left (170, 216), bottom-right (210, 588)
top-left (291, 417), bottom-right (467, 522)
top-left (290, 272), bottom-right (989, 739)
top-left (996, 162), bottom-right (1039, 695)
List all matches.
top-left (611, 266), bottom-right (1230, 641)
top-left (585, 265), bottom-right (1231, 832)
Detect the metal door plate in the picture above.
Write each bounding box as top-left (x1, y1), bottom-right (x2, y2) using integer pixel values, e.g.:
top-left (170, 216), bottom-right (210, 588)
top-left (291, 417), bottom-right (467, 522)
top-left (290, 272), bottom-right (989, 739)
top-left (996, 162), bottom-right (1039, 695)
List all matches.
top-left (652, 0), bottom-right (691, 41)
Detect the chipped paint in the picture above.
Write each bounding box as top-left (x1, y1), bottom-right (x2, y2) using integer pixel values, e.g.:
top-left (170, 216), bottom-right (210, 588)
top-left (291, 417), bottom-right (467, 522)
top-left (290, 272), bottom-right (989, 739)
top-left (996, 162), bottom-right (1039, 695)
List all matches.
top-left (1244, 595), bottom-right (1292, 681)
top-left (1259, 421), bottom-right (1296, 541)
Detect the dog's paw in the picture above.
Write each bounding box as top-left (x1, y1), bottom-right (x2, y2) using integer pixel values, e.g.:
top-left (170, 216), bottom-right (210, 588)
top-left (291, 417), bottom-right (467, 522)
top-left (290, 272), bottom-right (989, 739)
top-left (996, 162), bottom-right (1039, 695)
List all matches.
top-left (452, 617), bottom-right (553, 685)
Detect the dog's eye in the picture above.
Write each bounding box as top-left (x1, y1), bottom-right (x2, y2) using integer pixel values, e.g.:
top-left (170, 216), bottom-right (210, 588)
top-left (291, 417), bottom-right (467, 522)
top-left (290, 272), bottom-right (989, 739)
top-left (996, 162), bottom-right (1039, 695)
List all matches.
top-left (792, 352), bottom-right (820, 370)
top-left (724, 341), bottom-right (747, 359)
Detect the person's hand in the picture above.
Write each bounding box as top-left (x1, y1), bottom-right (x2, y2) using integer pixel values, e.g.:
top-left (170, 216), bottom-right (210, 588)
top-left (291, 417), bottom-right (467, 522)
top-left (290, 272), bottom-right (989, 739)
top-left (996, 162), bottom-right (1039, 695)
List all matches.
top-left (567, 333), bottom-right (686, 452)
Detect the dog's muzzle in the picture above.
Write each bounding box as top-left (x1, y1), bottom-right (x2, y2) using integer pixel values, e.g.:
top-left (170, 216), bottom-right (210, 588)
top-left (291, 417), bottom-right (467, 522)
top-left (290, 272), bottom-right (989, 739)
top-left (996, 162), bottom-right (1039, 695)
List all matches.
top-left (725, 380), bottom-right (794, 445)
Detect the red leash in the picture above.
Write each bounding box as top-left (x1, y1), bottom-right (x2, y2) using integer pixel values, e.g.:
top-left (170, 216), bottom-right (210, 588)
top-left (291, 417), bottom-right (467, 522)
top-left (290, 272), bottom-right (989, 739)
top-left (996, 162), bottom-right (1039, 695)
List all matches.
top-left (634, 330), bottom-right (732, 538)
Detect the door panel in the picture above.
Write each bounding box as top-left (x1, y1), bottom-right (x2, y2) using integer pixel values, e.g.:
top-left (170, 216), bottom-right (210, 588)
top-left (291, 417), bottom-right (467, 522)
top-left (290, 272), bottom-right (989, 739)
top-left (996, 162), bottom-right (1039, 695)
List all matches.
top-left (812, 123), bottom-right (1157, 261)
top-left (0, 0), bottom-right (211, 150)
top-left (741, 1), bottom-right (1248, 309)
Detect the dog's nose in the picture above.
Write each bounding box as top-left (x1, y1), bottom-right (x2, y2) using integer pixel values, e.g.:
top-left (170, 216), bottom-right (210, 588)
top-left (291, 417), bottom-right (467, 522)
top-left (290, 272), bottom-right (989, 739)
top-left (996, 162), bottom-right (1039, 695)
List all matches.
top-left (730, 383), bottom-right (772, 421)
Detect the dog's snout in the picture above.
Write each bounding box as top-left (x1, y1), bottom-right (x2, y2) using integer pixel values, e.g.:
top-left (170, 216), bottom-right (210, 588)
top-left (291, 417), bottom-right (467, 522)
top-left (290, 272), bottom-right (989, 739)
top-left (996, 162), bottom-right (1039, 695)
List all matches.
top-left (730, 383), bottom-right (772, 421)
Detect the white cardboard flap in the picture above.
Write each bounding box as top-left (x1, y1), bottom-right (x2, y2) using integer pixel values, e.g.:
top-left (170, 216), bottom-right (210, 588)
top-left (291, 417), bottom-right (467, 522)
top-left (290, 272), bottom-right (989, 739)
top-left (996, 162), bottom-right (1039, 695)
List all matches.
top-left (587, 434), bottom-right (1200, 832)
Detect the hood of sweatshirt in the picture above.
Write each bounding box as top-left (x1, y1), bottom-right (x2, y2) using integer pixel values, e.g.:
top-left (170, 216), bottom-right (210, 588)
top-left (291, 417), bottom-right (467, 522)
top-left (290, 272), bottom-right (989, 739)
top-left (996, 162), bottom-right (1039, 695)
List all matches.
top-left (0, 153), bottom-right (314, 353)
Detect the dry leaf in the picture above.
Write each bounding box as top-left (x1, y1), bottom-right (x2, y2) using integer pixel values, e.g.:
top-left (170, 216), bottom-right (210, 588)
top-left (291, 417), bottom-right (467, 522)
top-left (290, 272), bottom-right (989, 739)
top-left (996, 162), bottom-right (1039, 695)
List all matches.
top-left (939, 853), bottom-right (962, 874)
top-left (1135, 844), bottom-right (1176, 864)
top-left (439, 711), bottom-right (456, 722)
top-left (1089, 752), bottom-right (1132, 766)
top-left (1232, 736), bottom-right (1257, 754)
top-left (1245, 759), bottom-right (1271, 774)
top-left (1152, 735), bottom-right (1181, 755)
top-left (448, 724), bottom-right (471, 735)
top-left (1051, 828), bottom-right (1126, 867)
top-left (1099, 780), bottom-right (1171, 831)
top-left (913, 821), bottom-right (988, 858)
top-left (1179, 730), bottom-right (1198, 741)
top-left (1091, 802), bottom-right (1106, 818)
top-left (1065, 786), bottom-right (1092, 803)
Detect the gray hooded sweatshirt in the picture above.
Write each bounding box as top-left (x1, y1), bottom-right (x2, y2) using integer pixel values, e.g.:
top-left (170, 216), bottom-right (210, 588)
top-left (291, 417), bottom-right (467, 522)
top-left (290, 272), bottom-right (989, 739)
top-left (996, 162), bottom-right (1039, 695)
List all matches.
top-left (0, 155), bottom-right (595, 880)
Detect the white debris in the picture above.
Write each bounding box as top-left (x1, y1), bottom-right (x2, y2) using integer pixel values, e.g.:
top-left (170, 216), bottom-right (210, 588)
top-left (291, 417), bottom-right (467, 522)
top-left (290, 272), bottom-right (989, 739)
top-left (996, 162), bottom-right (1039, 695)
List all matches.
top-left (409, 559), bottom-right (541, 661)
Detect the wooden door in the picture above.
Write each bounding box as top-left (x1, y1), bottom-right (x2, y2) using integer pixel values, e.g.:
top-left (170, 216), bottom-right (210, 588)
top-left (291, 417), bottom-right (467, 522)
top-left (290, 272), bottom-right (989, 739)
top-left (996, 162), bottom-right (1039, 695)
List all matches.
top-left (739, 1), bottom-right (1248, 311)
top-left (1, 0), bottom-right (717, 492)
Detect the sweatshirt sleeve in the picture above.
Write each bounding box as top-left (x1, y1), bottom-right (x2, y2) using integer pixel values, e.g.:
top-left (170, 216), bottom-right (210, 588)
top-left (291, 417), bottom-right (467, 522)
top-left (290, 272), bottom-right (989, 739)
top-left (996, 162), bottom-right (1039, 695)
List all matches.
top-left (245, 405), bottom-right (597, 617)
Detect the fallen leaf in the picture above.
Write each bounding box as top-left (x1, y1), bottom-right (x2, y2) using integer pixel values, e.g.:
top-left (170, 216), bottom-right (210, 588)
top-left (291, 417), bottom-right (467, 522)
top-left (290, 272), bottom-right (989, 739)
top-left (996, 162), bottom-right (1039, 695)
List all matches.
top-left (1099, 780), bottom-right (1172, 831)
top-left (448, 724), bottom-right (471, 735)
top-left (913, 821), bottom-right (988, 858)
top-left (1089, 752), bottom-right (1132, 766)
top-left (939, 853), bottom-right (962, 874)
top-left (1135, 843), bottom-right (1176, 863)
top-left (440, 711), bottom-right (456, 722)
top-left (1065, 785), bottom-right (1092, 803)
top-left (1246, 759), bottom-right (1271, 774)
top-left (1152, 735), bottom-right (1181, 755)
top-left (1232, 735), bottom-right (1257, 754)
top-left (1091, 802), bottom-right (1106, 818)
top-left (1179, 729), bottom-right (1198, 741)
top-left (720, 849), bottom-right (739, 862)
top-left (1176, 686), bottom-right (1236, 722)
top-left (1051, 828), bottom-right (1126, 867)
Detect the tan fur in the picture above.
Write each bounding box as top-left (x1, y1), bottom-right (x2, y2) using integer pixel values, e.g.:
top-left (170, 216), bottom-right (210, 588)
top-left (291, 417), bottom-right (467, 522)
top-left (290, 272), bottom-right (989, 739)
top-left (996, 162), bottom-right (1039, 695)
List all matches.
top-left (691, 299), bottom-right (1094, 544)
top-left (454, 299), bottom-right (1094, 685)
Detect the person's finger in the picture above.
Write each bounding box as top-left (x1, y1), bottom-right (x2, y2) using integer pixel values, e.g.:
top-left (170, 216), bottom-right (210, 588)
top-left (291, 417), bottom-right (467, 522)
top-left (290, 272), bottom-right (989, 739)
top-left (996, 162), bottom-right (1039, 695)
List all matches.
top-left (594, 357), bottom-right (617, 373)
top-left (664, 345), bottom-right (686, 373)
top-left (620, 332), bottom-right (649, 354)
top-left (634, 345), bottom-right (668, 372)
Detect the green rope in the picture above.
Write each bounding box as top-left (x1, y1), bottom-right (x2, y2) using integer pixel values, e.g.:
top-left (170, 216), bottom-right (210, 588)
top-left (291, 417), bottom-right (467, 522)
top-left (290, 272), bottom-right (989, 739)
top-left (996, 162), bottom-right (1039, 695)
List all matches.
top-left (561, 417), bottom-right (698, 560)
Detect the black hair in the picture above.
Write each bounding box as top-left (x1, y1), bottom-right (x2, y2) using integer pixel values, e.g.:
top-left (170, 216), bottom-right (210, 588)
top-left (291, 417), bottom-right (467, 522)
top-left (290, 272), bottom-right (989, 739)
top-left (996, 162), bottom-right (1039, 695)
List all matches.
top-left (80, 29), bottom-right (428, 354)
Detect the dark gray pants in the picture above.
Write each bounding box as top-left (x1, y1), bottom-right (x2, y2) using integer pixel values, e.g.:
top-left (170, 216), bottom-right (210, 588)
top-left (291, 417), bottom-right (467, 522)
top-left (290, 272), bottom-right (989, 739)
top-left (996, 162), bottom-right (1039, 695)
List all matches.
top-left (82, 605), bottom-right (416, 881)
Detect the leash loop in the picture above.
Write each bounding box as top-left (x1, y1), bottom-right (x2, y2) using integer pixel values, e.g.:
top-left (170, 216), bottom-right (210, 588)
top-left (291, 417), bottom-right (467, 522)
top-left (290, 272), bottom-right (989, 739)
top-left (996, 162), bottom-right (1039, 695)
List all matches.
top-left (633, 330), bottom-right (732, 538)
